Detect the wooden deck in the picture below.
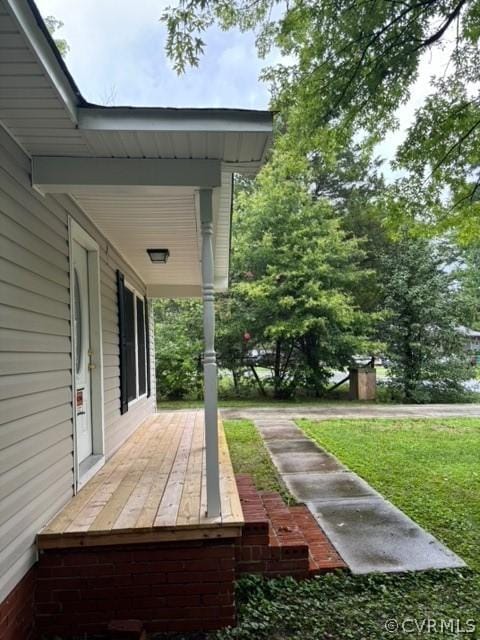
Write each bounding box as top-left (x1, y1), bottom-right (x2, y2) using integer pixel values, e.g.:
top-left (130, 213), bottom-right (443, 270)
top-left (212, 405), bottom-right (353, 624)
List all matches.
top-left (37, 411), bottom-right (244, 549)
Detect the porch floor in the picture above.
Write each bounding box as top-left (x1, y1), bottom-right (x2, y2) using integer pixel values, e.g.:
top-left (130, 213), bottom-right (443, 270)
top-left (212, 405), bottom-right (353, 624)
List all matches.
top-left (37, 411), bottom-right (243, 549)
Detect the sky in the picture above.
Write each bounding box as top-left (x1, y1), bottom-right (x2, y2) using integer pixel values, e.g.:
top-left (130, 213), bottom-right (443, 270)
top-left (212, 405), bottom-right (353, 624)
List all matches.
top-left (35, 1), bottom-right (452, 172)
top-left (35, 0), bottom-right (272, 110)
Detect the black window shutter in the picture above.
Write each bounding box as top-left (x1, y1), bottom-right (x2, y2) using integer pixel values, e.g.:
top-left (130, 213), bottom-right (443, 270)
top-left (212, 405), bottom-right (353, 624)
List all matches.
top-left (117, 270), bottom-right (129, 415)
top-left (144, 297), bottom-right (151, 398)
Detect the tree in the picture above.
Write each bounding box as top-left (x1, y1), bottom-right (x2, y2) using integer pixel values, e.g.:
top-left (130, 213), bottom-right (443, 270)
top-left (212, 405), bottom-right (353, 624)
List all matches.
top-left (309, 142), bottom-right (390, 313)
top-left (45, 16), bottom-right (69, 58)
top-left (457, 245), bottom-right (480, 330)
top-left (215, 292), bottom-right (257, 394)
top-left (154, 299), bottom-right (203, 399)
top-left (379, 235), bottom-right (471, 402)
top-left (230, 141), bottom-right (374, 397)
top-left (161, 0), bottom-right (480, 238)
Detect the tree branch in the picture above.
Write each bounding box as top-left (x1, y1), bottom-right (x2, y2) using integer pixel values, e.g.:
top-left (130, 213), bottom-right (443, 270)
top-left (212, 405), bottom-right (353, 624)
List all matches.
top-left (417, 0), bottom-right (468, 50)
top-left (427, 115), bottom-right (480, 180)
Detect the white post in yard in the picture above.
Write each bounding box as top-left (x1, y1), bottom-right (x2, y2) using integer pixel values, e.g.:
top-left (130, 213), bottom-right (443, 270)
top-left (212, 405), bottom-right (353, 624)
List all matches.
top-left (200, 188), bottom-right (221, 518)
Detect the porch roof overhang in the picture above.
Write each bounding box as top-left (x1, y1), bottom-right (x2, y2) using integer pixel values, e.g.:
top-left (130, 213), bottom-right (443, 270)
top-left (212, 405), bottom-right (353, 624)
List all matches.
top-left (1, 0), bottom-right (273, 296)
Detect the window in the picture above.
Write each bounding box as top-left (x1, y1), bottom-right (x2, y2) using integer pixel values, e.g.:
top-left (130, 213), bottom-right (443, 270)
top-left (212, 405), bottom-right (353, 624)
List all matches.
top-left (136, 297), bottom-right (147, 396)
top-left (117, 270), bottom-right (148, 411)
top-left (124, 287), bottom-right (137, 402)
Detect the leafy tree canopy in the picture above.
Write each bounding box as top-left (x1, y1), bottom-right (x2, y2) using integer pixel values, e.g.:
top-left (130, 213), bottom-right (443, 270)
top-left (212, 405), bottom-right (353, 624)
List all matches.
top-left (154, 299), bottom-right (203, 399)
top-left (162, 0), bottom-right (480, 239)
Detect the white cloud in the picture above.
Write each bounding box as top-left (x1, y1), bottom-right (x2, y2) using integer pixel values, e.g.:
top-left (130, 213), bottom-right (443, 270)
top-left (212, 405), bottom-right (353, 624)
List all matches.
top-left (36, 0), bottom-right (272, 108)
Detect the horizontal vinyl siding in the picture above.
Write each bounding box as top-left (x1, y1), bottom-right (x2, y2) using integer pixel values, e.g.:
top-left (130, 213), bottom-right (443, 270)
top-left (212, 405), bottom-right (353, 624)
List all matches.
top-left (0, 125), bottom-right (156, 604)
top-left (0, 125), bottom-right (74, 604)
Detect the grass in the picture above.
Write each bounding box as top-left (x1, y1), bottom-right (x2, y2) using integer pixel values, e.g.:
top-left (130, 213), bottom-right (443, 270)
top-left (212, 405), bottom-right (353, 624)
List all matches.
top-left (223, 419), bottom-right (294, 504)
top-left (210, 417), bottom-right (480, 640)
top-left (156, 391), bottom-right (352, 410)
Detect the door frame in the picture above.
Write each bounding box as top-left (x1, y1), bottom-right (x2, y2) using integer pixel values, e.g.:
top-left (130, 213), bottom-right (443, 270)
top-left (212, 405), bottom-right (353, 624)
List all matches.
top-left (69, 218), bottom-right (105, 492)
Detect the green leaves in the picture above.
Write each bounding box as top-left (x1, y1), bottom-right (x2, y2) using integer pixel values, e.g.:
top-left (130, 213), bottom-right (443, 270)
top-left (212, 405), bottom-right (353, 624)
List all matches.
top-left (153, 299), bottom-right (203, 399)
top-left (161, 1), bottom-right (212, 74)
top-left (161, 0), bottom-right (480, 240)
top-left (229, 144), bottom-right (375, 396)
top-left (215, 569), bottom-right (479, 640)
top-left (161, 0), bottom-right (276, 73)
top-left (44, 15), bottom-right (69, 58)
top-left (379, 235), bottom-right (472, 402)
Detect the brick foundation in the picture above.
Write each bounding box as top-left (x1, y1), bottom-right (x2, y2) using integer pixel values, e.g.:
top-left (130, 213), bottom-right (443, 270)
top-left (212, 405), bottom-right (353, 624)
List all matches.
top-left (36, 539), bottom-right (236, 637)
top-left (0, 568), bottom-right (36, 640)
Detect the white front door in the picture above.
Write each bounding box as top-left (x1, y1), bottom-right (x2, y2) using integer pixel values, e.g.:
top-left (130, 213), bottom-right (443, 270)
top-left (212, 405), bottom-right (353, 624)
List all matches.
top-left (72, 240), bottom-right (93, 463)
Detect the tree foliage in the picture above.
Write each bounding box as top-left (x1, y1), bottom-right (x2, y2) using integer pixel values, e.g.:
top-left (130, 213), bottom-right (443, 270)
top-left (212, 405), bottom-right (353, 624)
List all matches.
top-left (379, 236), bottom-right (471, 402)
top-left (155, 1), bottom-right (479, 402)
top-left (154, 299), bottom-right (203, 399)
top-left (153, 143), bottom-right (378, 400)
top-left (45, 16), bottom-right (69, 58)
top-left (309, 143), bottom-right (389, 313)
top-left (229, 142), bottom-right (375, 397)
top-left (458, 245), bottom-right (480, 329)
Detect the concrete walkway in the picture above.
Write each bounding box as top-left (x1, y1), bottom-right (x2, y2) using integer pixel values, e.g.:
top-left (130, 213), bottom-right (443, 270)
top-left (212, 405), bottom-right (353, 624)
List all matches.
top-left (225, 409), bottom-right (470, 575)
top-left (222, 403), bottom-right (480, 422)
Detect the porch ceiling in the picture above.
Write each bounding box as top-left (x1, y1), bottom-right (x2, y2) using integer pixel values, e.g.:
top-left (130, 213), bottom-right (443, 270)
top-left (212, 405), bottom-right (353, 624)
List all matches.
top-left (68, 175), bottom-right (232, 295)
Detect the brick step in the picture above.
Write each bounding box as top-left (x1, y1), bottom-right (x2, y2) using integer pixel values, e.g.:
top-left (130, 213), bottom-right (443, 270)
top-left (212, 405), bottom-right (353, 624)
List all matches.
top-left (289, 506), bottom-right (347, 574)
top-left (236, 475), bottom-right (346, 579)
top-left (259, 492), bottom-right (309, 563)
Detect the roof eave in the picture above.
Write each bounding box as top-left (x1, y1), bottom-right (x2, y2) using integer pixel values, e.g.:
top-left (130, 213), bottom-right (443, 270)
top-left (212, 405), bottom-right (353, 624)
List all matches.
top-left (78, 107), bottom-right (273, 133)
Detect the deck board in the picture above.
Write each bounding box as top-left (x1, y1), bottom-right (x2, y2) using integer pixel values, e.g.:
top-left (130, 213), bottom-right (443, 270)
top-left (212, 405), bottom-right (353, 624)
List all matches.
top-left (37, 411), bottom-right (244, 548)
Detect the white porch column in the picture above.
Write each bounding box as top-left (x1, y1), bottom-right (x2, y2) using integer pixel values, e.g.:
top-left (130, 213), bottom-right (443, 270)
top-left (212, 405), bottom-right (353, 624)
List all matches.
top-left (200, 189), bottom-right (221, 518)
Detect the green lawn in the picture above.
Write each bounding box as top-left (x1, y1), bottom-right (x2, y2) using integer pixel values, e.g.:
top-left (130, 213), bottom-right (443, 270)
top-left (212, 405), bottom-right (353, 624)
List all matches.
top-left (156, 393), bottom-right (353, 410)
top-left (223, 419), bottom-right (294, 504)
top-left (212, 417), bottom-right (480, 640)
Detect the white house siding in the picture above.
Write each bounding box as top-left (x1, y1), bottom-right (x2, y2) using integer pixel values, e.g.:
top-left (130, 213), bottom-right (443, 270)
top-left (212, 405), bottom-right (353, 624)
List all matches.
top-left (0, 125), bottom-right (156, 603)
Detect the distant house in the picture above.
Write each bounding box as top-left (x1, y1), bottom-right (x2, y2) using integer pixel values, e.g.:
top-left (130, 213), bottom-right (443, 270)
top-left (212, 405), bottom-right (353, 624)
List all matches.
top-left (0, 0), bottom-right (272, 636)
top-left (457, 326), bottom-right (480, 353)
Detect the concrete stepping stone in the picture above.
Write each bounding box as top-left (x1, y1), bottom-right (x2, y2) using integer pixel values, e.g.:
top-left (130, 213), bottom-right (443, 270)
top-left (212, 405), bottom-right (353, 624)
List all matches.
top-left (308, 497), bottom-right (466, 574)
top-left (260, 425), bottom-right (303, 440)
top-left (283, 471), bottom-right (378, 502)
top-left (271, 452), bottom-right (346, 474)
top-left (266, 439), bottom-right (322, 455)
